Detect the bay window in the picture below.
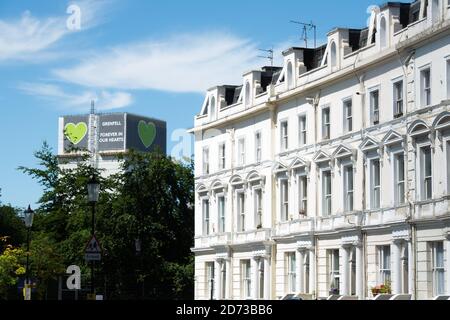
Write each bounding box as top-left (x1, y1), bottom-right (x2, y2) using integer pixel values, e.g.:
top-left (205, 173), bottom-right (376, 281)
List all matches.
top-left (421, 68), bottom-right (431, 106)
top-left (286, 252), bottom-right (297, 293)
top-left (328, 249), bottom-right (340, 294)
top-left (322, 170), bottom-right (332, 216)
top-left (394, 154), bottom-right (406, 205)
top-left (254, 189), bottom-right (263, 228)
top-left (421, 146), bottom-right (433, 200)
top-left (241, 260), bottom-right (251, 299)
top-left (378, 245), bottom-right (391, 285)
top-left (393, 80), bottom-right (404, 118)
top-left (299, 176), bottom-right (308, 216)
top-left (218, 196), bottom-right (226, 233)
top-left (299, 115), bottom-right (307, 146)
top-left (203, 199), bottom-right (210, 235)
top-left (431, 242), bottom-right (445, 296)
top-left (238, 193), bottom-right (246, 232)
top-left (281, 180), bottom-right (289, 221)
top-left (370, 159), bottom-right (381, 209)
top-left (206, 262), bottom-right (215, 300)
top-left (344, 166), bottom-right (354, 212)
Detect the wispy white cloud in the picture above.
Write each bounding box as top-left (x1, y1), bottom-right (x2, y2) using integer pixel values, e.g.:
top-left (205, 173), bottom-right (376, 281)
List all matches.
top-left (0, 0), bottom-right (110, 62)
top-left (53, 32), bottom-right (261, 93)
top-left (18, 82), bottom-right (133, 111)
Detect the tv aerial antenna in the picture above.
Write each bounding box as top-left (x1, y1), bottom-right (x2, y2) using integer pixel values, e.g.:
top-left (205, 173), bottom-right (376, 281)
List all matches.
top-left (258, 47), bottom-right (274, 67)
top-left (290, 20), bottom-right (317, 48)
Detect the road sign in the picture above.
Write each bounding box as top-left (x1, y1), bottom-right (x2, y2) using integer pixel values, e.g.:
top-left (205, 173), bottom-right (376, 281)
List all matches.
top-left (85, 235), bottom-right (102, 262)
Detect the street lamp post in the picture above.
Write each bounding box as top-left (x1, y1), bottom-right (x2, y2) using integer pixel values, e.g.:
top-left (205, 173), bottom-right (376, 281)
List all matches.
top-left (23, 205), bottom-right (35, 301)
top-left (87, 174), bottom-right (100, 297)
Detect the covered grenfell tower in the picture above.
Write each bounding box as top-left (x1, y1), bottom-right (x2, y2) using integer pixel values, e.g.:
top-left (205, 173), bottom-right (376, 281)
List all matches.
top-left (58, 111), bottom-right (167, 174)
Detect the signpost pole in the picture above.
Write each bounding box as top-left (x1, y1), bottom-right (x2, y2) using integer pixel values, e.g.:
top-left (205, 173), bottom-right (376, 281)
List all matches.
top-left (91, 202), bottom-right (95, 296)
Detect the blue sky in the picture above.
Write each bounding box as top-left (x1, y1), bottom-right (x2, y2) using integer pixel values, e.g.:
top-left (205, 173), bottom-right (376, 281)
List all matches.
top-left (0, 0), bottom-right (411, 208)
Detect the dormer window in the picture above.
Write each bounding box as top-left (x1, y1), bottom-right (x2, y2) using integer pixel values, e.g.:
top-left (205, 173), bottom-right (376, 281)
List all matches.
top-left (330, 41), bottom-right (337, 69)
top-left (244, 81), bottom-right (251, 106)
top-left (210, 96), bottom-right (216, 120)
top-left (380, 16), bottom-right (387, 49)
top-left (287, 61), bottom-right (294, 89)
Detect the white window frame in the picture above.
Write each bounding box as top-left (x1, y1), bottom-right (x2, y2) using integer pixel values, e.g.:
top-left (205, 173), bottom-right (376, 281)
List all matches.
top-left (219, 142), bottom-right (226, 170)
top-left (420, 66), bottom-right (431, 107)
top-left (298, 115), bottom-right (307, 146)
top-left (298, 175), bottom-right (308, 217)
top-left (322, 107), bottom-right (331, 140)
top-left (202, 198), bottom-right (210, 236)
top-left (254, 188), bottom-right (263, 229)
top-left (369, 87), bottom-right (380, 125)
top-left (431, 241), bottom-right (445, 296)
top-left (343, 164), bottom-right (354, 212)
top-left (393, 79), bottom-right (404, 118)
top-left (370, 158), bottom-right (381, 209)
top-left (343, 98), bottom-right (353, 133)
top-left (328, 249), bottom-right (340, 294)
top-left (218, 195), bottom-right (226, 234)
top-left (255, 131), bottom-right (262, 163)
top-left (280, 120), bottom-right (289, 152)
top-left (378, 245), bottom-right (391, 285)
top-left (286, 252), bottom-right (297, 293)
top-left (203, 147), bottom-right (210, 175)
top-left (241, 260), bottom-right (252, 299)
top-left (280, 179), bottom-right (289, 221)
top-left (420, 145), bottom-right (433, 201)
top-left (206, 262), bottom-right (215, 300)
top-left (394, 152), bottom-right (406, 206)
top-left (237, 191), bottom-right (246, 232)
top-left (238, 138), bottom-right (246, 167)
top-left (322, 169), bottom-right (332, 216)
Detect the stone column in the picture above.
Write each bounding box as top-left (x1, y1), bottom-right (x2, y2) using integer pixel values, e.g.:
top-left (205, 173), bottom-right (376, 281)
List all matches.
top-left (356, 243), bottom-right (364, 299)
top-left (296, 250), bottom-right (304, 293)
top-left (408, 241), bottom-right (414, 296)
top-left (309, 248), bottom-right (316, 296)
top-left (264, 257), bottom-right (271, 300)
top-left (226, 258), bottom-right (232, 299)
top-left (341, 247), bottom-right (350, 296)
top-left (214, 260), bottom-right (221, 300)
top-left (251, 258), bottom-right (259, 300)
top-left (391, 241), bottom-right (402, 295)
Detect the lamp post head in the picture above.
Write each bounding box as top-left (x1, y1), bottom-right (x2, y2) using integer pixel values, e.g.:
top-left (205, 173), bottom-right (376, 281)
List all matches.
top-left (87, 174), bottom-right (100, 203)
top-left (24, 205), bottom-right (35, 228)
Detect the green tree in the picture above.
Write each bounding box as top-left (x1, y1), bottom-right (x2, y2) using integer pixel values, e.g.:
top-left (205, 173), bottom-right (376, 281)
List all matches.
top-left (19, 144), bottom-right (194, 300)
top-left (0, 205), bottom-right (26, 247)
top-left (0, 237), bottom-right (25, 300)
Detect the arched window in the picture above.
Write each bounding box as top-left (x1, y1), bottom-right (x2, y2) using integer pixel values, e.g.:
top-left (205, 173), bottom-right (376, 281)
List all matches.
top-left (210, 96), bottom-right (216, 120)
top-left (431, 0), bottom-right (440, 23)
top-left (330, 42), bottom-right (337, 68)
top-left (287, 61), bottom-right (294, 89)
top-left (380, 16), bottom-right (387, 49)
top-left (244, 81), bottom-right (251, 106)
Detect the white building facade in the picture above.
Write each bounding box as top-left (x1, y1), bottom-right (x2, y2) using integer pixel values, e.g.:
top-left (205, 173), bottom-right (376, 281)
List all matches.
top-left (192, 0), bottom-right (450, 300)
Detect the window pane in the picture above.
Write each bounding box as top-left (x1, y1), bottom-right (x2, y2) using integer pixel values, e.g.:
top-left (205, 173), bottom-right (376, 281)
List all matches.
top-left (374, 160), bottom-right (380, 186)
top-left (333, 251), bottom-right (339, 273)
top-left (435, 242), bottom-right (444, 268)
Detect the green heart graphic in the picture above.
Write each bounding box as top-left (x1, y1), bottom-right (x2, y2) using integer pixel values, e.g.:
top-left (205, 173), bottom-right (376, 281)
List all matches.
top-left (138, 121), bottom-right (157, 148)
top-left (64, 122), bottom-right (88, 145)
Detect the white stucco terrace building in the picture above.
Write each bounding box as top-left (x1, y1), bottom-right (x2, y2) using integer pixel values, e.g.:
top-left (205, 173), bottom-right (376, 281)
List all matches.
top-left (191, 0), bottom-right (450, 300)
